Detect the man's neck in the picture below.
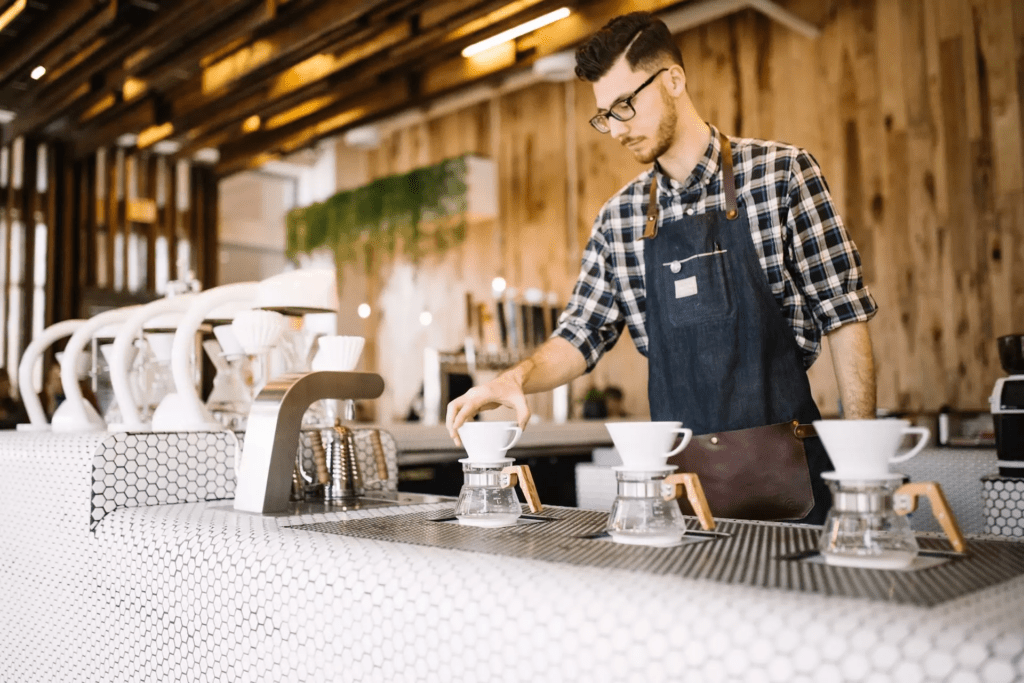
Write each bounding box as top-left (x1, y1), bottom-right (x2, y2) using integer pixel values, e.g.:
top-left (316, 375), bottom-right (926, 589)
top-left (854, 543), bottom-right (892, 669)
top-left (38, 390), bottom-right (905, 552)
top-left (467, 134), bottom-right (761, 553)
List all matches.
top-left (656, 117), bottom-right (711, 185)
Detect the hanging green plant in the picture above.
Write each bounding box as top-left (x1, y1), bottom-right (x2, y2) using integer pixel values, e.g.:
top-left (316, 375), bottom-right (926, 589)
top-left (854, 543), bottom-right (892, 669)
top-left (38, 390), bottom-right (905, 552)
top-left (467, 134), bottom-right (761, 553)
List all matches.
top-left (286, 155), bottom-right (472, 270)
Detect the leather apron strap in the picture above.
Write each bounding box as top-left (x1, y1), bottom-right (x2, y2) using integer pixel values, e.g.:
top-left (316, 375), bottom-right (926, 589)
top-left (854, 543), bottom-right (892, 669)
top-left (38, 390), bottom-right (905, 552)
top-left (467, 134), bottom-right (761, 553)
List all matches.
top-left (640, 131), bottom-right (737, 241)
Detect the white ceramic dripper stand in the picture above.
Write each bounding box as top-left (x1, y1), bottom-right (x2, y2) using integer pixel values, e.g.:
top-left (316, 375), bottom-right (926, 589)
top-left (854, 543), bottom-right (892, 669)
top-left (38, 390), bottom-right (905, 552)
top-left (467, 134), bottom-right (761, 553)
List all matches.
top-left (107, 293), bottom-right (197, 431)
top-left (604, 422), bottom-right (715, 545)
top-left (50, 306), bottom-right (143, 432)
top-left (16, 319), bottom-right (86, 431)
top-left (454, 421), bottom-right (542, 527)
top-left (814, 419), bottom-right (966, 569)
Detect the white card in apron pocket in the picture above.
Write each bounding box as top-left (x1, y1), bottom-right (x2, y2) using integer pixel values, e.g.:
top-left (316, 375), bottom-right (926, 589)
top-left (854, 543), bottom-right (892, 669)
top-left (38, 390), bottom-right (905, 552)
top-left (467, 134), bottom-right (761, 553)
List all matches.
top-left (675, 276), bottom-right (698, 299)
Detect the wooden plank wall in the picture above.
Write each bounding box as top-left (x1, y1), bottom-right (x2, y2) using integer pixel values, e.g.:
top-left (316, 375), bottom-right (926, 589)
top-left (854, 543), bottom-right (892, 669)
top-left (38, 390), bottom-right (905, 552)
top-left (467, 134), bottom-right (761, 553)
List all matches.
top-left (0, 136), bottom-right (219, 402)
top-left (333, 0), bottom-right (1024, 421)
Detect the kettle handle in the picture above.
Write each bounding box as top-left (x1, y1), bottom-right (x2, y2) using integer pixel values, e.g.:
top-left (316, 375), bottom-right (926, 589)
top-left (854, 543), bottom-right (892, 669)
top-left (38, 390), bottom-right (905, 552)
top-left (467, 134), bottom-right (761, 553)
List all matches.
top-left (501, 465), bottom-right (542, 513)
top-left (662, 472), bottom-right (716, 531)
top-left (894, 481), bottom-right (967, 553)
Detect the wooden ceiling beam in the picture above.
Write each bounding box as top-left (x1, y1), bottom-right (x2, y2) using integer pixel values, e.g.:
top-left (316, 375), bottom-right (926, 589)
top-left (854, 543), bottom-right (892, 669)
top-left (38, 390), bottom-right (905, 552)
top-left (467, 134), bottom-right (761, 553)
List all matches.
top-left (124, 0), bottom-right (288, 92)
top-left (170, 20), bottom-right (412, 156)
top-left (69, 98), bottom-right (155, 157)
top-left (16, 0), bottom-right (255, 118)
top-left (214, 78), bottom-right (410, 175)
top-left (0, 0), bottom-right (110, 87)
top-left (393, 0), bottom-right (553, 59)
top-left (166, 0), bottom-right (564, 163)
top-left (164, 0), bottom-right (398, 126)
top-left (212, 0), bottom-right (688, 176)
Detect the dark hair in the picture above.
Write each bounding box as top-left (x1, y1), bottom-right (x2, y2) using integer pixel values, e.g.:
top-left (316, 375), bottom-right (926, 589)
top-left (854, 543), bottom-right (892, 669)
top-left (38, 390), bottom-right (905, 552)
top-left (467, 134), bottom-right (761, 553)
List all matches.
top-left (575, 12), bottom-right (684, 82)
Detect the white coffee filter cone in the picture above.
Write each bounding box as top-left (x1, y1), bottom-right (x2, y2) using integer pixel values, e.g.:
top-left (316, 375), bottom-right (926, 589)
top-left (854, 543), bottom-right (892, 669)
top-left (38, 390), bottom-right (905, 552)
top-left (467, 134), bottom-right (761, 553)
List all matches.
top-left (146, 333), bottom-right (175, 362)
top-left (312, 335), bottom-right (365, 371)
top-left (99, 343), bottom-right (138, 373)
top-left (231, 310), bottom-right (285, 355)
top-left (213, 325), bottom-right (243, 357)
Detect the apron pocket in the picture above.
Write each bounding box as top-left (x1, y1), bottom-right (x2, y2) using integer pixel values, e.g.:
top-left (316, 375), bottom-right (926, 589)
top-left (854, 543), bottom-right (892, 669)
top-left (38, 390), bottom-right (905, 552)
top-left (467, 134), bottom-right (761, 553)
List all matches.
top-left (660, 250), bottom-right (735, 327)
top-left (667, 421), bottom-right (815, 521)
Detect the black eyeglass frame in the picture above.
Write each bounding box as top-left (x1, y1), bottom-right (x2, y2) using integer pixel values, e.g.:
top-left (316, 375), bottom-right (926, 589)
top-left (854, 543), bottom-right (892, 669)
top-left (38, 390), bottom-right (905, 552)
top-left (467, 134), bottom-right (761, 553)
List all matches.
top-left (589, 68), bottom-right (669, 133)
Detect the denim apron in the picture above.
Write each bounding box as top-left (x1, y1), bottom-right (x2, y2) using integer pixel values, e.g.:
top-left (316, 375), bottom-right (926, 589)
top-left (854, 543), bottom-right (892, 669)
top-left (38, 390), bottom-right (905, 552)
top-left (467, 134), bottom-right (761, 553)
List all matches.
top-left (642, 132), bottom-right (832, 524)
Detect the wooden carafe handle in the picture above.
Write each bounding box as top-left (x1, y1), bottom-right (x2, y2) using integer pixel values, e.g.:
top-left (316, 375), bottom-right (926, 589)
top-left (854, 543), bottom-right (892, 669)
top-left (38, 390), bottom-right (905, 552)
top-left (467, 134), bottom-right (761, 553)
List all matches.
top-left (501, 465), bottom-right (542, 513)
top-left (894, 481), bottom-right (967, 553)
top-left (662, 472), bottom-right (716, 531)
top-left (369, 429), bottom-right (389, 481)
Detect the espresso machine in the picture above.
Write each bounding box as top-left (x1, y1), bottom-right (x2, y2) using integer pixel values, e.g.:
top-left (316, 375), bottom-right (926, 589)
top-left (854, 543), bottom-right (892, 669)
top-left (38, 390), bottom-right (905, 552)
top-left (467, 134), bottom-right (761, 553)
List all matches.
top-left (991, 334), bottom-right (1024, 477)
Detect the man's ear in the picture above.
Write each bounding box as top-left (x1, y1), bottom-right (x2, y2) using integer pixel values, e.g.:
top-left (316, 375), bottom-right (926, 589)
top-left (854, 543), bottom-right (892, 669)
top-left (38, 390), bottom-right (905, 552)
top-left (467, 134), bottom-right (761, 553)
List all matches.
top-left (665, 64), bottom-right (687, 97)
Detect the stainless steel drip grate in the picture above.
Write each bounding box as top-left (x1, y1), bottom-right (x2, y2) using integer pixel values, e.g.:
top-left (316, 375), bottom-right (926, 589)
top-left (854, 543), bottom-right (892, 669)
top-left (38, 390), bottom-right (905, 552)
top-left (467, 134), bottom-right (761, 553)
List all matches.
top-left (286, 507), bottom-right (1024, 606)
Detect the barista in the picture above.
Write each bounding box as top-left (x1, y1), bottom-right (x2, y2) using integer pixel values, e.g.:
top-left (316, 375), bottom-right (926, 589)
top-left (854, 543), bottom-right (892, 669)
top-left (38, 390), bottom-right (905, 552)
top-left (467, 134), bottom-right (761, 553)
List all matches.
top-left (446, 12), bottom-right (877, 524)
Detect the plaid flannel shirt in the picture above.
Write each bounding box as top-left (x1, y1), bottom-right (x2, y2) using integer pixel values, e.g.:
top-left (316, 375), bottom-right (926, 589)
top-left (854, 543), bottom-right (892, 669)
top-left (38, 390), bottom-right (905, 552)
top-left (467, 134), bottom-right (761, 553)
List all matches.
top-left (555, 124), bottom-right (877, 371)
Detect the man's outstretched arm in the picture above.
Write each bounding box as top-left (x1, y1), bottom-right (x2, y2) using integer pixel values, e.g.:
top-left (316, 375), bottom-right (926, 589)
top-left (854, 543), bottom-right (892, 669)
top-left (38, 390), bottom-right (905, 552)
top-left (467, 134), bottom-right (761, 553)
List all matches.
top-left (445, 337), bottom-right (588, 445)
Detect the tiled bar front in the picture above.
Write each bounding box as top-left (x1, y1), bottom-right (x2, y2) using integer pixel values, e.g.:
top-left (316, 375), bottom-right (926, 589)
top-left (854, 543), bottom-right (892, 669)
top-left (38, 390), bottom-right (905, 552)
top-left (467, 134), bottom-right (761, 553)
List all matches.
top-left (2, 431), bottom-right (1024, 683)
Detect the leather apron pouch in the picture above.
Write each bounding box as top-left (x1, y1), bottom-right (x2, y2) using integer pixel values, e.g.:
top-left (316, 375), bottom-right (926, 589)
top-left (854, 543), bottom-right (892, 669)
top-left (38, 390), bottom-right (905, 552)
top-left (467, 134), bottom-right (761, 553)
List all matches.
top-left (666, 421), bottom-right (816, 521)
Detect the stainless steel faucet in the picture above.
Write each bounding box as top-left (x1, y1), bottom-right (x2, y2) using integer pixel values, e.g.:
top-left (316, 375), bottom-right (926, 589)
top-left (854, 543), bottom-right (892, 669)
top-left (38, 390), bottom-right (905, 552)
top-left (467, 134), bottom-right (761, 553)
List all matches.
top-left (233, 371), bottom-right (384, 514)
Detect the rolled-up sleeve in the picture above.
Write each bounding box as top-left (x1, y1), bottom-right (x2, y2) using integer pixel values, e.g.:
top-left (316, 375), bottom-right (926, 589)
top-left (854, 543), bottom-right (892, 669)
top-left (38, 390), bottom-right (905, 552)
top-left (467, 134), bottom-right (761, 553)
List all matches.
top-left (787, 150), bottom-right (878, 335)
top-left (553, 223), bottom-right (626, 371)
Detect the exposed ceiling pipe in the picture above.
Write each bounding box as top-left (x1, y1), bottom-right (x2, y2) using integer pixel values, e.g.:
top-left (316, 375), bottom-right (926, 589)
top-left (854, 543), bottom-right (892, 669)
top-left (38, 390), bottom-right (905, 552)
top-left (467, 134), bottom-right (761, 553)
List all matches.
top-left (330, 0), bottom-right (820, 149)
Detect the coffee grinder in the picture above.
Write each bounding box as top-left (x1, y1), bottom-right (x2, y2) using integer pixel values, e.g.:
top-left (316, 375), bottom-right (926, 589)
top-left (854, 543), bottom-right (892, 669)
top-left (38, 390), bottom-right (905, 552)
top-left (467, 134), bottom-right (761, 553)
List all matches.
top-left (991, 334), bottom-right (1024, 477)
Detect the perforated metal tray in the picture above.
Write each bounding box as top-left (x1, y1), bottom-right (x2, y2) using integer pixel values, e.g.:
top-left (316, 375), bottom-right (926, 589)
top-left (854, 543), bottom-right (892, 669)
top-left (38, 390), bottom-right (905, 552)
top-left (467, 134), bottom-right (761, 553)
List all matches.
top-left (287, 507), bottom-right (1024, 606)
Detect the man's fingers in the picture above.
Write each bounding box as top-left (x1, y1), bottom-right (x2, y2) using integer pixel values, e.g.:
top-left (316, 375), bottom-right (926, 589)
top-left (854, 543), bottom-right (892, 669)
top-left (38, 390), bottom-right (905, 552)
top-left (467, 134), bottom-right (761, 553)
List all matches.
top-left (510, 392), bottom-right (532, 431)
top-left (445, 396), bottom-right (462, 433)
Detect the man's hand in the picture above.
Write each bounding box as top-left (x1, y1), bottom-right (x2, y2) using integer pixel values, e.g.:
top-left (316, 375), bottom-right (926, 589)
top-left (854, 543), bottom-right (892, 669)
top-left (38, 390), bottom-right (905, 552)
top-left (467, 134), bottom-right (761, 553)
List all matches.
top-left (446, 373), bottom-right (532, 446)
top-left (444, 337), bottom-right (589, 446)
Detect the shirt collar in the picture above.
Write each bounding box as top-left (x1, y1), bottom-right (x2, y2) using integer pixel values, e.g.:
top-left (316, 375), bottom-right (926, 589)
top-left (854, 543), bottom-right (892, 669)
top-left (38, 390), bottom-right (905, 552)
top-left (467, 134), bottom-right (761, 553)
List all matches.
top-left (651, 123), bottom-right (721, 195)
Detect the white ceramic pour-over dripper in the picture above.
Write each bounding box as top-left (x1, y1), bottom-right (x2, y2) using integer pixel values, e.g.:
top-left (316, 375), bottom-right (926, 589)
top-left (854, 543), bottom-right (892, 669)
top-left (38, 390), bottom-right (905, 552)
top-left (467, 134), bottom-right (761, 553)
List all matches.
top-left (256, 270), bottom-right (338, 378)
top-left (51, 306), bottom-right (141, 433)
top-left (311, 335), bottom-right (365, 372)
top-left (814, 419), bottom-right (930, 480)
top-left (457, 421), bottom-right (524, 463)
top-left (108, 294), bottom-right (196, 431)
top-left (212, 325), bottom-right (243, 357)
top-left (151, 282), bottom-right (258, 432)
top-left (310, 336), bottom-right (365, 422)
top-left (604, 421), bottom-right (693, 470)
top-left (16, 319), bottom-right (86, 431)
top-left (231, 309), bottom-right (286, 355)
top-left (232, 309), bottom-right (286, 400)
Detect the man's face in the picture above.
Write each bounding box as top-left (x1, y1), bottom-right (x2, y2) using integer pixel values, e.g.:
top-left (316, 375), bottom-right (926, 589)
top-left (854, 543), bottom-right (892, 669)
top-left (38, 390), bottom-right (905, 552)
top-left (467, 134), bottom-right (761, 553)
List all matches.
top-left (592, 57), bottom-right (677, 164)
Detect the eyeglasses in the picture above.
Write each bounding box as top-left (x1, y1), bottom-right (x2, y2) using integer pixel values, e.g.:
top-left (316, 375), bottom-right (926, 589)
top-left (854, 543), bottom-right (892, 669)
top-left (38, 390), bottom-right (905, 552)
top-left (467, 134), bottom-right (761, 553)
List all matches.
top-left (589, 68), bottom-right (668, 133)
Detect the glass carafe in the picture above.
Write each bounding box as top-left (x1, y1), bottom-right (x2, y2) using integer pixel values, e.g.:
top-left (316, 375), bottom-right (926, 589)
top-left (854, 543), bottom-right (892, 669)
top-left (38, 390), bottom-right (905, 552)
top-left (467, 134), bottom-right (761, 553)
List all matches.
top-left (203, 340), bottom-right (252, 430)
top-left (605, 469), bottom-right (715, 546)
top-left (134, 333), bottom-right (176, 423)
top-left (820, 477), bottom-right (966, 569)
top-left (454, 460), bottom-right (542, 527)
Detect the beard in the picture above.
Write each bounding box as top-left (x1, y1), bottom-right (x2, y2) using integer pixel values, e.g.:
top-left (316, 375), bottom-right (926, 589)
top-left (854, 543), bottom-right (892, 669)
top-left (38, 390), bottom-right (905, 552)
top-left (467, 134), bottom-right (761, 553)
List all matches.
top-left (622, 90), bottom-right (678, 164)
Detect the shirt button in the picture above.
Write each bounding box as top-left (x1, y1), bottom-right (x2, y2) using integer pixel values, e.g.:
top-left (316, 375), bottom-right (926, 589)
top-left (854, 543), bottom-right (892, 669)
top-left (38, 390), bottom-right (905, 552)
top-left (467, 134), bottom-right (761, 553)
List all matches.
top-left (670, 261), bottom-right (681, 274)
top-left (686, 209), bottom-right (695, 216)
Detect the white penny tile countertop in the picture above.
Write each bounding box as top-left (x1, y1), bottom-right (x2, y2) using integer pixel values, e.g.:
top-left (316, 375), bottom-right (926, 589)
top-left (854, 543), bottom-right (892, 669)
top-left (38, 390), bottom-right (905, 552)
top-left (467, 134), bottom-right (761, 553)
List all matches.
top-left (2, 431), bottom-right (1024, 683)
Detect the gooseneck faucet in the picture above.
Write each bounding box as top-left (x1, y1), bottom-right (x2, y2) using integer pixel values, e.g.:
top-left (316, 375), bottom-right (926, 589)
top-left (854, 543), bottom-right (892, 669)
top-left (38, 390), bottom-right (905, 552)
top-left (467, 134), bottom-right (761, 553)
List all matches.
top-left (233, 371), bottom-right (385, 514)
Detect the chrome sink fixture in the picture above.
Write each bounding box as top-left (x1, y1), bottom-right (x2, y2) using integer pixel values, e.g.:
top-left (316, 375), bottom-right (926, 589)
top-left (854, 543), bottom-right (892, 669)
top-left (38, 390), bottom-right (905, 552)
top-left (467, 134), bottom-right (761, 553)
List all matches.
top-left (233, 371), bottom-right (385, 514)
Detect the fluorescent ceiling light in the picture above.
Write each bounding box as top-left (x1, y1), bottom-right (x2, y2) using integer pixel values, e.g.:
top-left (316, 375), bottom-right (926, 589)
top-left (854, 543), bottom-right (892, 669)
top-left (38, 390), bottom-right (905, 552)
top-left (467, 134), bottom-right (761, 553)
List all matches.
top-left (152, 140), bottom-right (181, 155)
top-left (0, 0), bottom-right (27, 34)
top-left (462, 7), bottom-right (570, 58)
top-left (193, 147), bottom-right (220, 164)
top-left (30, 65), bottom-right (46, 80)
top-left (0, 108), bottom-right (15, 124)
